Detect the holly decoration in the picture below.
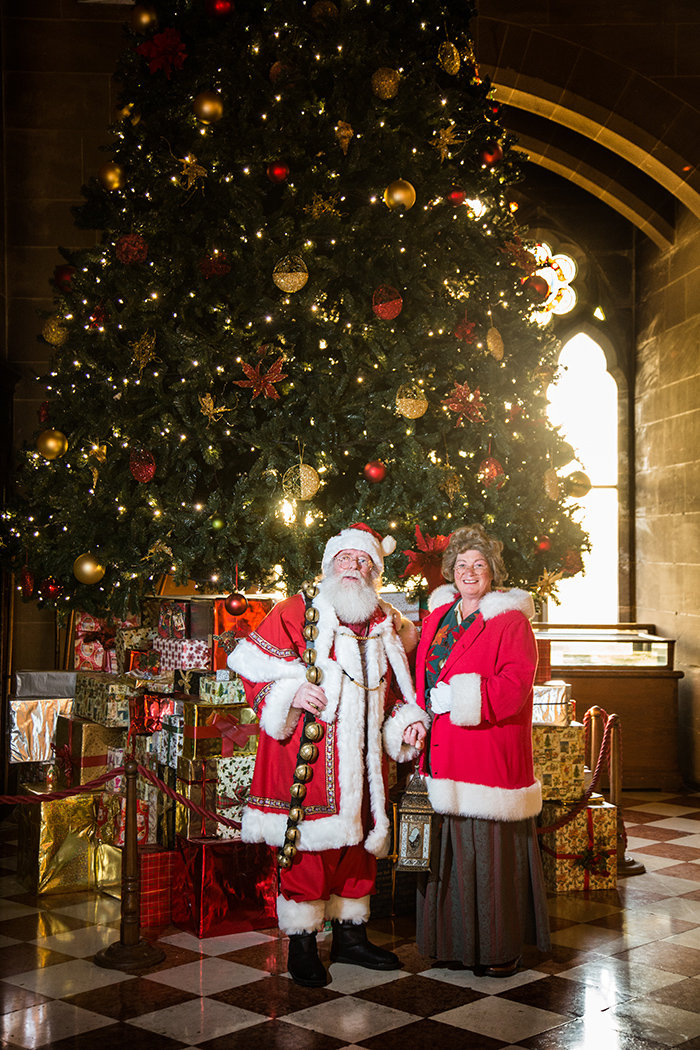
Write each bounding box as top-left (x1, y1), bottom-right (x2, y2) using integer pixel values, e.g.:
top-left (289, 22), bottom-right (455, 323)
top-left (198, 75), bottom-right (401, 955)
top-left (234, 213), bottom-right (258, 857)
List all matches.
top-left (130, 448), bottom-right (156, 483)
top-left (442, 381), bottom-right (486, 425)
top-left (454, 310), bottom-right (476, 342)
top-left (199, 252), bottom-right (231, 278)
top-left (234, 356), bottom-right (287, 400)
top-left (137, 28), bottom-right (187, 79)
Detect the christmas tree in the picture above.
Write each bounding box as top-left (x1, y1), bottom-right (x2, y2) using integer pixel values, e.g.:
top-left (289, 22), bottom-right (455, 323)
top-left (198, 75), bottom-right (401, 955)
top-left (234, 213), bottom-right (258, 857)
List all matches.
top-left (3, 0), bottom-right (587, 618)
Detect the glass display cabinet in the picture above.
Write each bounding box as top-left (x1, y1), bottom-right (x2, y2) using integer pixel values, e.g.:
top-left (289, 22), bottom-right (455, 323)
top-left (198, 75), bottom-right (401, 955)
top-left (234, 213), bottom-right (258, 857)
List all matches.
top-left (533, 624), bottom-right (684, 789)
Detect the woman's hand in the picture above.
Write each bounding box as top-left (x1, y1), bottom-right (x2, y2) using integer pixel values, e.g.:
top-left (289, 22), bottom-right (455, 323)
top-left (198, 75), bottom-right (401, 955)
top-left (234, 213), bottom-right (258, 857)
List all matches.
top-left (291, 682), bottom-right (328, 717)
top-left (403, 720), bottom-right (427, 750)
top-left (429, 680), bottom-right (452, 715)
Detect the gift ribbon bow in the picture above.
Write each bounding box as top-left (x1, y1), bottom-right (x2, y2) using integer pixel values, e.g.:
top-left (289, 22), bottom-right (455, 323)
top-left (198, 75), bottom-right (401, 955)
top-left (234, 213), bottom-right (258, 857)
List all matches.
top-left (540, 808), bottom-right (616, 889)
top-left (52, 742), bottom-right (74, 787)
top-left (209, 711), bottom-right (259, 757)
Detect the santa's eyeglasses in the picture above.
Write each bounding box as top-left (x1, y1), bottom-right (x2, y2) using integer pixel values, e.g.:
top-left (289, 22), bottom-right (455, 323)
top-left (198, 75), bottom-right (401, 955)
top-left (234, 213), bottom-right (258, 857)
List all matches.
top-left (334, 553), bottom-right (372, 570)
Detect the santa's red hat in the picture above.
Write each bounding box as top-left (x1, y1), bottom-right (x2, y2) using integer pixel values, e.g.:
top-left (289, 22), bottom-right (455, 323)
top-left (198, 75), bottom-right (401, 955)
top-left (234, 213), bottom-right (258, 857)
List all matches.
top-left (322, 522), bottom-right (396, 576)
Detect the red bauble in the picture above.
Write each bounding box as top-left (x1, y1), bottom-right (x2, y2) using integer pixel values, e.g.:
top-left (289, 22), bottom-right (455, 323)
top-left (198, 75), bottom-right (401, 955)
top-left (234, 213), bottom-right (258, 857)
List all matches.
top-left (205, 0), bottom-right (234, 14)
top-left (364, 460), bottom-right (387, 483)
top-left (477, 457), bottom-right (505, 488)
top-left (479, 140), bottom-right (503, 167)
top-left (372, 285), bottom-right (403, 320)
top-left (130, 448), bottom-right (156, 483)
top-left (447, 187), bottom-right (466, 206)
top-left (535, 536), bottom-right (551, 553)
top-left (37, 401), bottom-right (51, 425)
top-left (53, 264), bottom-right (76, 292)
top-left (523, 273), bottom-right (550, 302)
top-left (224, 592), bottom-right (249, 616)
top-left (39, 577), bottom-right (63, 601)
top-left (115, 232), bottom-right (148, 264)
top-left (266, 161), bottom-right (290, 184)
top-left (20, 566), bottom-right (35, 600)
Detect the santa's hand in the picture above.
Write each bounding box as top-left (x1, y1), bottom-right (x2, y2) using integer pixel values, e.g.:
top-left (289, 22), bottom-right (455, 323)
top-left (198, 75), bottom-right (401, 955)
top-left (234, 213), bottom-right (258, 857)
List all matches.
top-left (403, 720), bottom-right (427, 750)
top-left (429, 680), bottom-right (452, 715)
top-left (291, 682), bottom-right (328, 717)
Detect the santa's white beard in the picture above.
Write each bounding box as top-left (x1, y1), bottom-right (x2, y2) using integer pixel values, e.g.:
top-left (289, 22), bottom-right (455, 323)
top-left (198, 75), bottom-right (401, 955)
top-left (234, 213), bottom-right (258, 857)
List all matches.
top-left (321, 570), bottom-right (380, 624)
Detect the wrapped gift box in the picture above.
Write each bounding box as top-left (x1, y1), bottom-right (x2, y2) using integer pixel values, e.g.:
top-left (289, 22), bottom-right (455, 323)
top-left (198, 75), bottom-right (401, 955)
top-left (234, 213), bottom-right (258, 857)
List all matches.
top-left (96, 792), bottom-right (149, 846)
top-left (215, 754), bottom-right (256, 841)
top-left (157, 763), bottom-right (177, 848)
top-left (96, 843), bottom-right (179, 926)
top-left (534, 637), bottom-right (551, 684)
top-left (14, 670), bottom-right (76, 697)
top-left (532, 721), bottom-right (585, 801)
top-left (126, 649), bottom-right (161, 675)
top-left (104, 746), bottom-right (125, 794)
top-left (172, 836), bottom-right (276, 937)
top-left (129, 693), bottom-right (182, 735)
top-left (174, 668), bottom-right (210, 694)
top-left (199, 674), bottom-right (246, 705)
top-left (539, 799), bottom-right (617, 892)
top-left (74, 672), bottom-right (141, 728)
top-left (212, 596), bottom-right (274, 670)
top-left (183, 701), bottom-right (259, 760)
top-left (133, 732), bottom-right (161, 764)
top-left (75, 612), bottom-right (139, 674)
top-left (176, 756), bottom-right (219, 838)
top-left (152, 636), bottom-right (212, 672)
top-left (54, 714), bottom-right (126, 787)
top-left (17, 783), bottom-right (98, 894)
top-left (159, 712), bottom-right (184, 768)
top-left (9, 697), bottom-right (73, 763)
top-left (115, 625), bottom-right (157, 675)
top-left (158, 598), bottom-right (213, 641)
top-left (215, 804), bottom-right (244, 840)
top-left (533, 681), bottom-right (573, 726)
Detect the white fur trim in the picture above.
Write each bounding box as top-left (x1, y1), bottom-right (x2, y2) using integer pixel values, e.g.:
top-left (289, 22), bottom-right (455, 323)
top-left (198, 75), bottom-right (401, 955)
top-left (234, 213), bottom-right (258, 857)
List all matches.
top-left (228, 636), bottom-right (306, 740)
top-left (276, 894), bottom-right (325, 935)
top-left (480, 588), bottom-right (535, 621)
top-left (381, 536), bottom-right (396, 556)
top-left (428, 584), bottom-right (458, 612)
top-left (448, 673), bottom-right (482, 727)
top-left (326, 894), bottom-right (370, 923)
top-left (426, 776), bottom-right (542, 821)
top-left (382, 701), bottom-right (431, 763)
top-left (321, 526), bottom-right (392, 576)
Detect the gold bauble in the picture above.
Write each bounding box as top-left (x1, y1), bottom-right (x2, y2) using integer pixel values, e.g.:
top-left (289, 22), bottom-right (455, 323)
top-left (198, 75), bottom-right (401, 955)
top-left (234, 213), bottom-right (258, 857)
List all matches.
top-left (98, 162), bottom-right (125, 191)
top-left (282, 463), bottom-right (320, 500)
top-left (294, 763), bottom-right (313, 783)
top-left (396, 383), bottom-right (428, 419)
top-left (193, 90), bottom-right (224, 124)
top-left (290, 781), bottom-right (307, 800)
top-left (486, 327), bottom-right (504, 361)
top-left (565, 470), bottom-right (592, 498)
top-left (42, 316), bottom-right (68, 346)
top-left (371, 67), bottom-right (400, 100)
top-left (438, 41), bottom-right (461, 75)
top-left (273, 254), bottom-right (309, 292)
top-left (299, 742), bottom-right (319, 763)
top-left (132, 4), bottom-right (158, 32)
top-left (73, 553), bottom-right (106, 585)
top-left (288, 806), bottom-right (304, 823)
top-left (304, 721), bottom-right (324, 742)
top-left (36, 429), bottom-right (68, 460)
top-left (384, 179), bottom-right (416, 210)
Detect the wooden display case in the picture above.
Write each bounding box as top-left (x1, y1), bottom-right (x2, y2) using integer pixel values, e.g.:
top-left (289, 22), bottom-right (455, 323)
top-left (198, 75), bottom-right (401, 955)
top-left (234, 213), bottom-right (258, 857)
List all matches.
top-left (533, 624), bottom-right (684, 790)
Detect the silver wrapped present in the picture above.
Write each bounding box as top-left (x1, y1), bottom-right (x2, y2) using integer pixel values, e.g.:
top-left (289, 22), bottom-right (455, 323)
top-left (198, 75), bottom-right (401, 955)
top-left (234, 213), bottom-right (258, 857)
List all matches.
top-left (9, 697), bottom-right (74, 763)
top-left (533, 680), bottom-right (573, 726)
top-left (14, 671), bottom-right (76, 698)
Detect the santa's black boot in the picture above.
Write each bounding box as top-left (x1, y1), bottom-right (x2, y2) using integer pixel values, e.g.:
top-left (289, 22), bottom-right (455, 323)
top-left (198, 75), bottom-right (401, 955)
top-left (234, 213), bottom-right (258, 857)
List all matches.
top-left (287, 932), bottom-right (328, 987)
top-left (330, 920), bottom-right (400, 970)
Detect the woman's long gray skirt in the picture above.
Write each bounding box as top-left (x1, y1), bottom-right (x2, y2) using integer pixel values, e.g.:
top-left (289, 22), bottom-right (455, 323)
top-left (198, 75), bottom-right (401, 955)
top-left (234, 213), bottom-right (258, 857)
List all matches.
top-left (416, 814), bottom-right (551, 967)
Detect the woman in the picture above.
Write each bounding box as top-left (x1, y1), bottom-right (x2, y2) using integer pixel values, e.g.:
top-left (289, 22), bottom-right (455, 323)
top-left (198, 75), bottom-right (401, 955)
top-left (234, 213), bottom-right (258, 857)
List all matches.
top-left (415, 523), bottom-right (550, 976)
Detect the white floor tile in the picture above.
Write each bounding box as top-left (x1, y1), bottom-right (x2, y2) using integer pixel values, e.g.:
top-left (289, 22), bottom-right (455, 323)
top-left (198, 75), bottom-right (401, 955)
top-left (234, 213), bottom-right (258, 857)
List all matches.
top-left (645, 817), bottom-right (700, 833)
top-left (642, 896), bottom-right (700, 922)
top-left (626, 804), bottom-right (699, 818)
top-left (325, 963), bottom-right (408, 994)
top-left (30, 923), bottom-right (120, 957)
top-left (626, 853), bottom-right (680, 872)
top-left (146, 956), bottom-right (269, 995)
top-left (130, 997), bottom-right (265, 1043)
top-left (434, 995), bottom-right (569, 1041)
top-left (664, 928), bottom-right (700, 950)
top-left (667, 833), bottom-right (700, 849)
top-left (159, 929), bottom-right (276, 955)
top-left (0, 1000), bottom-right (111, 1049)
top-left (607, 997), bottom-right (700, 1045)
top-left (557, 955), bottom-right (686, 995)
top-left (421, 966), bottom-right (545, 993)
top-left (50, 897), bottom-right (122, 924)
top-left (547, 897), bottom-right (621, 921)
top-left (286, 995), bottom-right (419, 1042)
top-left (3, 958), bottom-right (134, 997)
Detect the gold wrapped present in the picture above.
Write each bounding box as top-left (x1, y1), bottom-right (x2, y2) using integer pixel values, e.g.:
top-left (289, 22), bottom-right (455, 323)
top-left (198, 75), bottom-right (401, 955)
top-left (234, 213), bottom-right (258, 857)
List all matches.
top-left (176, 755), bottom-right (218, 838)
top-left (532, 721), bottom-right (585, 801)
top-left (538, 800), bottom-right (617, 892)
top-left (54, 714), bottom-right (126, 788)
top-left (96, 841), bottom-right (122, 897)
top-left (182, 701), bottom-right (259, 760)
top-left (17, 783), bottom-right (98, 894)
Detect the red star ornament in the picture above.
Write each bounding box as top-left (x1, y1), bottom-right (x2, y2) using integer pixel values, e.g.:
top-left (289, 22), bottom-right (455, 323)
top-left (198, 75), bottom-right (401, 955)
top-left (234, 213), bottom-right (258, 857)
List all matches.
top-left (234, 356), bottom-right (288, 400)
top-left (442, 381), bottom-right (486, 425)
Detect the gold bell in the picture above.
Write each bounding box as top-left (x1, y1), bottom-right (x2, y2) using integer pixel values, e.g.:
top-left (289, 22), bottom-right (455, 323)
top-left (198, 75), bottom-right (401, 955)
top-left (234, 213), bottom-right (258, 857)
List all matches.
top-left (303, 582), bottom-right (319, 599)
top-left (289, 806), bottom-right (304, 823)
top-left (283, 842), bottom-right (297, 859)
top-left (306, 665), bottom-right (323, 685)
top-left (299, 742), bottom-right (319, 763)
top-left (305, 607), bottom-right (319, 623)
top-left (304, 721), bottom-right (325, 742)
top-left (302, 649), bottom-right (316, 665)
top-left (303, 623), bottom-right (319, 641)
top-left (277, 851), bottom-right (292, 869)
top-left (285, 826), bottom-right (300, 843)
top-left (294, 763), bottom-right (313, 783)
top-left (290, 782), bottom-right (307, 800)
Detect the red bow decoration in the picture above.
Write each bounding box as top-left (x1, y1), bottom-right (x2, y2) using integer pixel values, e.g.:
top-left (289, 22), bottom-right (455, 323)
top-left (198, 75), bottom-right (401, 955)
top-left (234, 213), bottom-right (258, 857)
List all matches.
top-left (401, 525), bottom-right (450, 592)
top-left (137, 28), bottom-right (187, 79)
top-left (208, 711), bottom-right (260, 757)
top-left (52, 743), bottom-right (74, 787)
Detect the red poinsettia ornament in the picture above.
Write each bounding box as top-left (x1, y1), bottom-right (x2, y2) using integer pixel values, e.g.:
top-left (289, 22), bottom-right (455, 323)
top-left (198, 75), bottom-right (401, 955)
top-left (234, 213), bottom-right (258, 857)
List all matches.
top-left (115, 233), bottom-right (148, 264)
top-left (401, 524), bottom-right (450, 592)
top-left (234, 356), bottom-right (287, 400)
top-left (442, 381), bottom-right (486, 425)
top-left (137, 27), bottom-right (187, 79)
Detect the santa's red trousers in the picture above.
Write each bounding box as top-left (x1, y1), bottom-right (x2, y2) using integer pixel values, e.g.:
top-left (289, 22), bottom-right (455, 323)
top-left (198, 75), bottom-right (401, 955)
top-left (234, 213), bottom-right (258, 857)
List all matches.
top-left (280, 842), bottom-right (377, 903)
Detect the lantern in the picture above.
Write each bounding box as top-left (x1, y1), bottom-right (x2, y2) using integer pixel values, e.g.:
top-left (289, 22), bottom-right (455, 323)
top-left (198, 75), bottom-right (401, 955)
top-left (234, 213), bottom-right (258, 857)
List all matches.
top-left (395, 770), bottom-right (435, 871)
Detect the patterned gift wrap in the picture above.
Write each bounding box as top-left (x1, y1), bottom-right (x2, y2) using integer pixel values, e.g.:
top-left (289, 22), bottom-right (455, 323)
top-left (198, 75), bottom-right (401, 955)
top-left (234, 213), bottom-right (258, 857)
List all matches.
top-left (9, 697), bottom-right (73, 763)
top-left (17, 783), bottom-right (98, 894)
top-left (182, 701), bottom-right (259, 760)
top-left (115, 625), bottom-right (156, 675)
top-left (158, 712), bottom-right (184, 768)
top-left (96, 844), bottom-right (179, 926)
top-left (96, 793), bottom-right (149, 846)
top-left (198, 674), bottom-right (246, 705)
top-left (132, 733), bottom-right (161, 765)
top-left (158, 599), bottom-right (189, 639)
top-left (174, 668), bottom-right (210, 694)
top-left (126, 649), bottom-right (161, 675)
top-left (14, 670), bottom-right (76, 697)
top-left (157, 763), bottom-right (177, 848)
top-left (54, 714), bottom-right (126, 787)
top-left (152, 636), bottom-right (212, 672)
top-left (176, 756), bottom-right (219, 838)
top-left (215, 753), bottom-right (256, 841)
top-left (139, 781), bottom-right (160, 844)
top-left (104, 746), bottom-right (125, 794)
top-left (212, 596), bottom-right (275, 670)
top-left (74, 672), bottom-right (141, 728)
top-left (538, 800), bottom-right (618, 892)
top-left (172, 836), bottom-right (277, 937)
top-left (534, 637), bottom-right (551, 684)
top-left (215, 804), bottom-right (244, 840)
top-left (75, 611), bottom-right (139, 674)
top-left (532, 721), bottom-right (585, 801)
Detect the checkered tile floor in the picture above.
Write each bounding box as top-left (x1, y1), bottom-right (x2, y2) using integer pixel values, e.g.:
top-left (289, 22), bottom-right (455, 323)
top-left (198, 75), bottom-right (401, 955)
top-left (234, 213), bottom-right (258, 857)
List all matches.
top-left (1, 790), bottom-right (700, 1049)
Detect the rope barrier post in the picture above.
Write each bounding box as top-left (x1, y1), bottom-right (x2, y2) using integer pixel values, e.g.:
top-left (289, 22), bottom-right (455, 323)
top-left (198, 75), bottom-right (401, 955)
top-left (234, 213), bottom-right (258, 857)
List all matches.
top-left (94, 758), bottom-right (165, 971)
top-left (587, 706), bottom-right (606, 782)
top-left (608, 715), bottom-right (646, 878)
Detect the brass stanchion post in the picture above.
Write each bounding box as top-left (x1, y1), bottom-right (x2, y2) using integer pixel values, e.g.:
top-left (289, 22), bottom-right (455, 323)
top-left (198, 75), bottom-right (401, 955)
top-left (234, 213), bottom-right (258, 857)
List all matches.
top-left (94, 758), bottom-right (165, 970)
top-left (587, 705), bottom-right (605, 775)
top-left (608, 715), bottom-right (646, 877)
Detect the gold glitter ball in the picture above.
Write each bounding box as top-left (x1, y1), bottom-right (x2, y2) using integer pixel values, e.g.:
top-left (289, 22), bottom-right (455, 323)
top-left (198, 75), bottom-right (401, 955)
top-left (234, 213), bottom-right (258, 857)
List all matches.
top-left (438, 41), bottom-right (460, 75)
top-left (273, 254), bottom-right (309, 292)
top-left (371, 67), bottom-right (400, 100)
top-left (396, 384), bottom-right (428, 419)
top-left (42, 316), bottom-right (69, 346)
top-left (486, 326), bottom-right (504, 360)
top-left (283, 463), bottom-right (320, 500)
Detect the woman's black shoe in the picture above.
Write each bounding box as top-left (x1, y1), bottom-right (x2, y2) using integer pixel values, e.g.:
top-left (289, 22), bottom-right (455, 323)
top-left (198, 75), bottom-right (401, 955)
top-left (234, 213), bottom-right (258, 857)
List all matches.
top-left (330, 920), bottom-right (400, 970)
top-left (287, 932), bottom-right (328, 987)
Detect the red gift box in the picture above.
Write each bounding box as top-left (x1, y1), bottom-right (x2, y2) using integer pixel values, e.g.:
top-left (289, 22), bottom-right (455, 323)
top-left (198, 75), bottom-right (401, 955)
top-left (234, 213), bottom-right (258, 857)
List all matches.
top-left (172, 836), bottom-right (277, 937)
top-left (127, 649), bottom-right (161, 674)
top-left (212, 597), bottom-right (274, 670)
top-left (129, 693), bottom-right (178, 735)
top-left (75, 611), bottom-right (138, 673)
top-left (140, 845), bottom-right (178, 926)
top-left (535, 638), bottom-right (551, 684)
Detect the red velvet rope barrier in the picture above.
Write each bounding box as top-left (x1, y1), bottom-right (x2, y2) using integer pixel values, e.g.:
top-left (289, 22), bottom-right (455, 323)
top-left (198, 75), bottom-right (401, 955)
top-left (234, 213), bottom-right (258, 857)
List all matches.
top-left (536, 713), bottom-right (615, 835)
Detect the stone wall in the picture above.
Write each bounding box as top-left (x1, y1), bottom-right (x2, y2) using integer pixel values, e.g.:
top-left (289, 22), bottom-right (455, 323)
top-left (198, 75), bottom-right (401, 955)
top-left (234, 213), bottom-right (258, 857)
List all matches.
top-left (636, 207), bottom-right (700, 785)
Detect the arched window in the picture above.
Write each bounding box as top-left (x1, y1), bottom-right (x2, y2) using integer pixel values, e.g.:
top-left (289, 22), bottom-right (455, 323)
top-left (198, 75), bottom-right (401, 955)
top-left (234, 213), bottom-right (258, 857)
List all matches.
top-left (547, 332), bottom-right (619, 623)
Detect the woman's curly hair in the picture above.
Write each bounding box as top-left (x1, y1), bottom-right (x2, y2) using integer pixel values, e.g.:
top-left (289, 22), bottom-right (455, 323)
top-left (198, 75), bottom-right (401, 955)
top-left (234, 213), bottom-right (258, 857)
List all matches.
top-left (441, 523), bottom-right (508, 587)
